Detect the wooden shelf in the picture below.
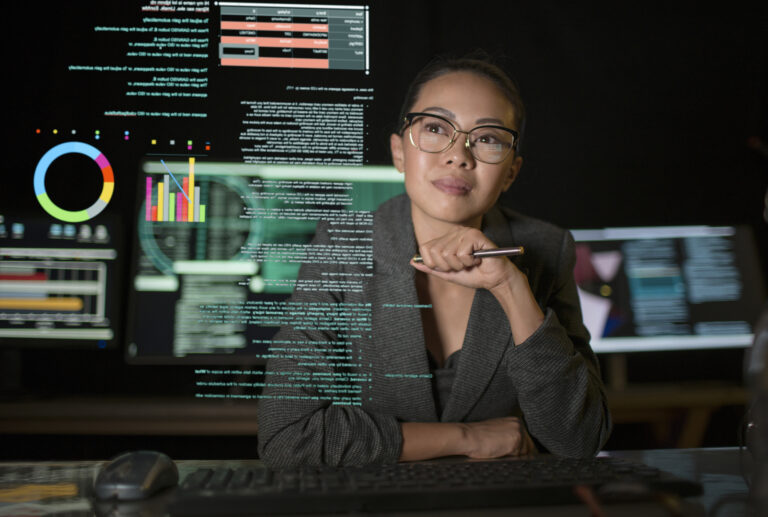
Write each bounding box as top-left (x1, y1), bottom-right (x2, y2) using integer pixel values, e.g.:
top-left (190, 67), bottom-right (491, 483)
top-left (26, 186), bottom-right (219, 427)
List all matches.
top-left (606, 381), bottom-right (748, 448)
top-left (0, 396), bottom-right (259, 435)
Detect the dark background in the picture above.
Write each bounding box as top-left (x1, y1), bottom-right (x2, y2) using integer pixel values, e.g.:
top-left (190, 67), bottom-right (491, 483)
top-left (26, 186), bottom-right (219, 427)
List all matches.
top-left (2, 1), bottom-right (767, 458)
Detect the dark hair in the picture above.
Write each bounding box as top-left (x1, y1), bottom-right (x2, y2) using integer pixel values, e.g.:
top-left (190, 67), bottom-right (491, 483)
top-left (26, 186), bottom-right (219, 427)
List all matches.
top-left (396, 52), bottom-right (526, 140)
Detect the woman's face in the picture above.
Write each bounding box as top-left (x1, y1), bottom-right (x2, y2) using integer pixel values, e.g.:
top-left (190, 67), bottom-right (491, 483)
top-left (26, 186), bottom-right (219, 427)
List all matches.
top-left (390, 71), bottom-right (523, 229)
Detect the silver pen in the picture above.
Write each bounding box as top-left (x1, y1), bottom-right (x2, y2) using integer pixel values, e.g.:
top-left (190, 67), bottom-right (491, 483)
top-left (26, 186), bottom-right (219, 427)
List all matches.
top-left (412, 246), bottom-right (524, 264)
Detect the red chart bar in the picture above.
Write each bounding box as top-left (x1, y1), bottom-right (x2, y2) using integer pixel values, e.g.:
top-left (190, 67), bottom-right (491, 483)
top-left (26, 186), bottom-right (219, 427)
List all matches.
top-left (221, 21), bottom-right (328, 32)
top-left (182, 177), bottom-right (189, 222)
top-left (0, 273), bottom-right (48, 281)
top-left (221, 36), bottom-right (329, 49)
top-left (221, 57), bottom-right (330, 69)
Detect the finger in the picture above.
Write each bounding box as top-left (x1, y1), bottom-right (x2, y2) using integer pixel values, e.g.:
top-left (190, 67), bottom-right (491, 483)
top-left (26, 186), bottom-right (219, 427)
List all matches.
top-left (458, 252), bottom-right (480, 269)
top-left (439, 249), bottom-right (467, 271)
top-left (415, 245), bottom-right (439, 270)
top-left (455, 244), bottom-right (479, 268)
top-left (422, 245), bottom-right (454, 272)
top-left (418, 230), bottom-right (475, 270)
top-left (410, 261), bottom-right (464, 283)
top-left (521, 432), bottom-right (536, 456)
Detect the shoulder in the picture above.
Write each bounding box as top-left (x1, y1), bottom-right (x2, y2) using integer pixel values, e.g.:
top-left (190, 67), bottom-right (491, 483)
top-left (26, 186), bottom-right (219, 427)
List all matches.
top-left (490, 206), bottom-right (576, 293)
top-left (371, 194), bottom-right (416, 272)
top-left (373, 193), bottom-right (410, 223)
top-left (496, 205), bottom-right (574, 259)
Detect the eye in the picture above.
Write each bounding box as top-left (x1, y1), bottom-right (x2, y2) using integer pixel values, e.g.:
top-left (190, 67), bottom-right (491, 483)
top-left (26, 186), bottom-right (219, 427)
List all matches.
top-left (475, 133), bottom-right (502, 145)
top-left (420, 118), bottom-right (452, 135)
top-left (470, 128), bottom-right (514, 148)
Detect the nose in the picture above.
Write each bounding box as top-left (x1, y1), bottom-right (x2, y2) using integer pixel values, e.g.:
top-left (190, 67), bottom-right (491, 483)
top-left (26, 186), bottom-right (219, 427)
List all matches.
top-left (444, 130), bottom-right (475, 168)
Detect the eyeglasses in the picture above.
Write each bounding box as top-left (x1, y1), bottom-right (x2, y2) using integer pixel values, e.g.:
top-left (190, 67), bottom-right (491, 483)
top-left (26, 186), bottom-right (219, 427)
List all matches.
top-left (403, 112), bottom-right (518, 164)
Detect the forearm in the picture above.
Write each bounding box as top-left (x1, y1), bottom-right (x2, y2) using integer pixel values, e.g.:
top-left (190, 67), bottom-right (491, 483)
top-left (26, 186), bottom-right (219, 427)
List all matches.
top-left (399, 422), bottom-right (468, 462)
top-left (489, 270), bottom-right (544, 345)
top-left (259, 397), bottom-right (403, 467)
top-left (400, 418), bottom-right (535, 461)
top-left (508, 310), bottom-right (611, 457)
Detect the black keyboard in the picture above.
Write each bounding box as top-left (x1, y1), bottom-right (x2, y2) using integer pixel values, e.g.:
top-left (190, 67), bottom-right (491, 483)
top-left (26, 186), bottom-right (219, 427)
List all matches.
top-left (169, 456), bottom-right (702, 515)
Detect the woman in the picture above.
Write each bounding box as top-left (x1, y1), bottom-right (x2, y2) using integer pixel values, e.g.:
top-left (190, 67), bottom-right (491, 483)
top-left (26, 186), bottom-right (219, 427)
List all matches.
top-left (257, 55), bottom-right (611, 467)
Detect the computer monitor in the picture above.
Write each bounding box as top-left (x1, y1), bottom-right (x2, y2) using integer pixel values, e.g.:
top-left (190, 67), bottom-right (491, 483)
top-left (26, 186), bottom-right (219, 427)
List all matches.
top-left (572, 225), bottom-right (765, 353)
top-left (124, 160), bottom-right (403, 364)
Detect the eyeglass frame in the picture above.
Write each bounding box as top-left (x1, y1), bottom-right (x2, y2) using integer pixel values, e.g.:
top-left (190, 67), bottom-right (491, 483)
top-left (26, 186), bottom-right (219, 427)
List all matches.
top-left (401, 112), bottom-right (519, 164)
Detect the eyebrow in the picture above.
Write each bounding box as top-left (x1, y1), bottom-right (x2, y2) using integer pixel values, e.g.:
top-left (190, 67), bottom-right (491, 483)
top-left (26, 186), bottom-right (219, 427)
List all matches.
top-left (421, 106), bottom-right (509, 127)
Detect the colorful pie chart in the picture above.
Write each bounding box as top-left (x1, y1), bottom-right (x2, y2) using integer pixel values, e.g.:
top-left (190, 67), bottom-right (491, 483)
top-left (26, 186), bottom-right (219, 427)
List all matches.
top-left (33, 142), bottom-right (114, 223)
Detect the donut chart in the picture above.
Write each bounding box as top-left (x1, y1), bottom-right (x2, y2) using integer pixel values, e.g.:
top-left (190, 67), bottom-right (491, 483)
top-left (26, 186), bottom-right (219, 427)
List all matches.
top-left (34, 142), bottom-right (114, 223)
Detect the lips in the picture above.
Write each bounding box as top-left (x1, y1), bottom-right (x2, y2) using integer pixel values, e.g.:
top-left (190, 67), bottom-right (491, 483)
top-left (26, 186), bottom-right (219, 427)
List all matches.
top-left (432, 176), bottom-right (472, 196)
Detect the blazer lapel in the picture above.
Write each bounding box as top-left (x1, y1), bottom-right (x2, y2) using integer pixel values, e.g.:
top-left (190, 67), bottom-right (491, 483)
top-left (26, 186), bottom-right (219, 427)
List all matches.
top-left (367, 196), bottom-right (437, 421)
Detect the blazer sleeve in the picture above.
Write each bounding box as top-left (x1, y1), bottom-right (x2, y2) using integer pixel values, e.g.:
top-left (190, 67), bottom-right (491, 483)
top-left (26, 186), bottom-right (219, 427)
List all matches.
top-left (257, 223), bottom-right (402, 468)
top-left (506, 229), bottom-right (612, 457)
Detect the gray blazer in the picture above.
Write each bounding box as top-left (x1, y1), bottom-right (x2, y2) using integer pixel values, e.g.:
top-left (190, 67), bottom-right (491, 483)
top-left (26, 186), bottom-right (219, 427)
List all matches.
top-left (257, 194), bottom-right (612, 467)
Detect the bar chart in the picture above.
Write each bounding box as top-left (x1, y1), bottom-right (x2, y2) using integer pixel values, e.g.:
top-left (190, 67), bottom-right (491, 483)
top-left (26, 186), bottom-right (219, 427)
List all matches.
top-left (0, 249), bottom-right (114, 340)
top-left (145, 157), bottom-right (206, 223)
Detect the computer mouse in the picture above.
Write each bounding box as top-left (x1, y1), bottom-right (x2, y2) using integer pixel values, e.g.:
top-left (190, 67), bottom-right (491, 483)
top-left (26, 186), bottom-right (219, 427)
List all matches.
top-left (93, 450), bottom-right (179, 500)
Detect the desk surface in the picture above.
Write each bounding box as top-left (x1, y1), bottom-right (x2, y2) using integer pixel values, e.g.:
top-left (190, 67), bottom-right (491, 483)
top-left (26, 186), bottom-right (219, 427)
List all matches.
top-left (0, 448), bottom-right (752, 516)
top-left (0, 381), bottom-right (747, 440)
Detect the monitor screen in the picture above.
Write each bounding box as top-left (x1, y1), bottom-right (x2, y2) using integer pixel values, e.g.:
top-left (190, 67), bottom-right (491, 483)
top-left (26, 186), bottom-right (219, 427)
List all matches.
top-left (0, 216), bottom-right (120, 348)
top-left (572, 225), bottom-right (765, 353)
top-left (124, 161), bottom-right (403, 364)
top-left (2, 0), bottom-right (399, 356)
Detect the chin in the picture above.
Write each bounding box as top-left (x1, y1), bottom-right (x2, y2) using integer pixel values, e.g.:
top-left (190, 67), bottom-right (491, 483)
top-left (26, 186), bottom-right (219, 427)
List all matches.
top-left (429, 207), bottom-right (483, 226)
top-left (408, 191), bottom-right (491, 227)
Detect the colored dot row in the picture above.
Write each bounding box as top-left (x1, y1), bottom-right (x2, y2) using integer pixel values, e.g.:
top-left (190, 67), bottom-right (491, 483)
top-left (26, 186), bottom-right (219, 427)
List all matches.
top-left (35, 129), bottom-right (211, 150)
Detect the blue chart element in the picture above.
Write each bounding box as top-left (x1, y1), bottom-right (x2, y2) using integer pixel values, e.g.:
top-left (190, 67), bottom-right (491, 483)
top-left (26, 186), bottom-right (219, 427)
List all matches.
top-left (160, 159), bottom-right (191, 203)
top-left (33, 141), bottom-right (114, 222)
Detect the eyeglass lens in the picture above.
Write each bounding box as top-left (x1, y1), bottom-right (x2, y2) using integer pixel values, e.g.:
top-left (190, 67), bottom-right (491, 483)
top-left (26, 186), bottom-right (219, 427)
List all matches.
top-left (409, 114), bottom-right (514, 163)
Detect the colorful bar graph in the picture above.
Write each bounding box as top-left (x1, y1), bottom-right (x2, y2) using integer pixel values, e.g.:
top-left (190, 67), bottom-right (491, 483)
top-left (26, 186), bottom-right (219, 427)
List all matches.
top-left (145, 158), bottom-right (206, 223)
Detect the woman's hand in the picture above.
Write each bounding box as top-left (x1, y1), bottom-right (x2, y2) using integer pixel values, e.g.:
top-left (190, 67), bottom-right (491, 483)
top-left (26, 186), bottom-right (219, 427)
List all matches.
top-left (461, 417), bottom-right (536, 458)
top-left (410, 227), bottom-right (525, 291)
top-left (460, 417), bottom-right (537, 458)
top-left (411, 226), bottom-right (545, 345)
top-left (399, 418), bottom-right (536, 462)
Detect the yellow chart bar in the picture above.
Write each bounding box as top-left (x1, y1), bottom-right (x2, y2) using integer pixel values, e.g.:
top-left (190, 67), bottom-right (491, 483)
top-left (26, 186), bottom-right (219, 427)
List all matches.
top-left (0, 298), bottom-right (84, 311)
top-left (188, 157), bottom-right (195, 222)
top-left (158, 182), bottom-right (165, 222)
top-left (0, 482), bottom-right (78, 503)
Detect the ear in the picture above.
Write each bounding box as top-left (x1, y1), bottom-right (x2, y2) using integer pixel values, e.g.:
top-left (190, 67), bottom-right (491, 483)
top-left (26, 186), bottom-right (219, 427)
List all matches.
top-left (390, 133), bottom-right (406, 173)
top-left (501, 155), bottom-right (523, 192)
